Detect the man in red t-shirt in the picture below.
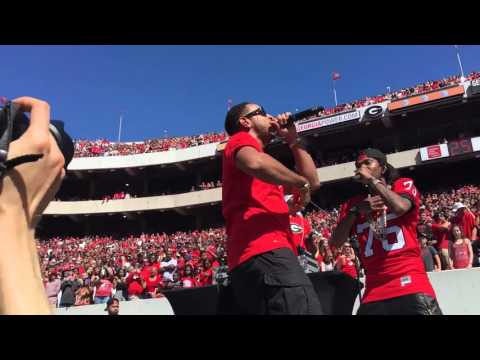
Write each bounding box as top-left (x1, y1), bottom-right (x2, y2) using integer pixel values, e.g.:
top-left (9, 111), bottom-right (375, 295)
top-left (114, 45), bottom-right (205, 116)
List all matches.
top-left (451, 203), bottom-right (477, 241)
top-left (331, 148), bottom-right (442, 315)
top-left (222, 102), bottom-right (323, 315)
top-left (431, 212), bottom-right (452, 270)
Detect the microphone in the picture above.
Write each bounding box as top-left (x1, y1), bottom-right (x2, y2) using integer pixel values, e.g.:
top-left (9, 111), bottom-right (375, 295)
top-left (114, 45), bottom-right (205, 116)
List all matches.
top-left (283, 106), bottom-right (324, 128)
top-left (276, 106), bottom-right (325, 130)
top-left (353, 170), bottom-right (362, 182)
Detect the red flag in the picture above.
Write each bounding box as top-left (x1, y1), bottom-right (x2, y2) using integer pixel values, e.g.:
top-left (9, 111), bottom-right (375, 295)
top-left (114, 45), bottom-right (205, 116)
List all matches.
top-left (332, 72), bottom-right (341, 81)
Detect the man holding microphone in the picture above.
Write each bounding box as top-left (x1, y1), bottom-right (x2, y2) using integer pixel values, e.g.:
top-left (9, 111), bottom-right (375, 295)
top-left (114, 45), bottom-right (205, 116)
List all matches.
top-left (330, 148), bottom-right (442, 315)
top-left (222, 102), bottom-right (323, 315)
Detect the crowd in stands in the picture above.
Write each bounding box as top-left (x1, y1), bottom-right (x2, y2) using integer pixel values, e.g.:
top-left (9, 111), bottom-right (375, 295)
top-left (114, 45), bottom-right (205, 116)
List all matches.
top-left (41, 228), bottom-right (228, 308)
top-left (315, 149), bottom-right (358, 167)
top-left (55, 180), bottom-right (223, 203)
top-left (303, 71), bottom-right (480, 121)
top-left (71, 72), bottom-right (480, 160)
top-left (41, 183), bottom-right (480, 307)
top-left (190, 181), bottom-right (222, 192)
top-left (102, 191), bottom-right (132, 202)
top-left (73, 133), bottom-right (227, 158)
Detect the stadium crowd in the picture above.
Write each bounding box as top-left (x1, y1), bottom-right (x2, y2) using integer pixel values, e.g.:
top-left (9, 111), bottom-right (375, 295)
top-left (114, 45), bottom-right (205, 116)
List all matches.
top-left (74, 132), bottom-right (227, 158)
top-left (56, 181), bottom-right (223, 202)
top-left (71, 71), bottom-right (480, 160)
top-left (41, 183), bottom-right (480, 308)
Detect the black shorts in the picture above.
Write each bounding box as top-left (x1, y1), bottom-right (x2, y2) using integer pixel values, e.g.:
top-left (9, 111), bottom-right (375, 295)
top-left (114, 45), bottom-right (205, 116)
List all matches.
top-left (357, 293), bottom-right (443, 315)
top-left (229, 247), bottom-right (323, 315)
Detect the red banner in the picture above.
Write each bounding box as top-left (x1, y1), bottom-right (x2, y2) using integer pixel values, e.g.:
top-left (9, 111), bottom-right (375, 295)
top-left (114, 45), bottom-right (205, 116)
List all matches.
top-left (388, 85), bottom-right (464, 111)
top-left (427, 145), bottom-right (442, 159)
top-left (420, 144), bottom-right (449, 162)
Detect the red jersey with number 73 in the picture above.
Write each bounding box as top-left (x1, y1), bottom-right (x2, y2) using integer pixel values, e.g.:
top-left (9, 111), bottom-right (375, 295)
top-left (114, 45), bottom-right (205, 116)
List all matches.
top-left (338, 178), bottom-right (436, 303)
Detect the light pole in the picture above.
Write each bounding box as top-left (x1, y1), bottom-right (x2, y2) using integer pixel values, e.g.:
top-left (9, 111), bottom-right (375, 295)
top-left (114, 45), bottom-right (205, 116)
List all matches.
top-left (454, 45), bottom-right (465, 81)
top-left (118, 113), bottom-right (123, 143)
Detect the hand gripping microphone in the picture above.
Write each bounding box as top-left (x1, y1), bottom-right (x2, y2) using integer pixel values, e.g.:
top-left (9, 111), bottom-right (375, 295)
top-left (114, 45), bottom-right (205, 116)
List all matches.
top-left (284, 106), bottom-right (324, 128)
top-left (273, 106), bottom-right (324, 132)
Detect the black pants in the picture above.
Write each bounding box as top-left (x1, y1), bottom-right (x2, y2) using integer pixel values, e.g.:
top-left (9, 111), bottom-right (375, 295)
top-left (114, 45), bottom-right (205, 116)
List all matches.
top-left (229, 247), bottom-right (323, 315)
top-left (357, 293), bottom-right (443, 315)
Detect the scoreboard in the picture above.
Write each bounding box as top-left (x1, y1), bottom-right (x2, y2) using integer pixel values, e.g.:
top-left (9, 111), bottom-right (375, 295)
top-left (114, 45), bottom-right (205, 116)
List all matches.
top-left (420, 136), bottom-right (480, 162)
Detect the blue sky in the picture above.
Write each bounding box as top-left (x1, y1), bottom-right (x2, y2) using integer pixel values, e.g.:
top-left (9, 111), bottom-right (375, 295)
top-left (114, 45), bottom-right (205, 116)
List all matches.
top-left (1, 45), bottom-right (479, 142)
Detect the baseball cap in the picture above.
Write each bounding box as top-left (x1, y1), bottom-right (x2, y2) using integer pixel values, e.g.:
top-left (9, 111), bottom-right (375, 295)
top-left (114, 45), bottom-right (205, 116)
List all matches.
top-left (356, 148), bottom-right (396, 179)
top-left (452, 202), bottom-right (465, 212)
top-left (356, 148), bottom-right (389, 167)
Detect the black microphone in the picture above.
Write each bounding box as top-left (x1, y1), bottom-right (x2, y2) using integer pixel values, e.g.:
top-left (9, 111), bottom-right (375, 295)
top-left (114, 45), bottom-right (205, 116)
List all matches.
top-left (279, 106), bottom-right (325, 129)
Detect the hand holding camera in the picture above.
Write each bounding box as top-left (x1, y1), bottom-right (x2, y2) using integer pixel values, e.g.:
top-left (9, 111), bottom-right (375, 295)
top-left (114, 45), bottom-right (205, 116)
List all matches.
top-left (0, 97), bottom-right (73, 227)
top-left (0, 96), bottom-right (73, 314)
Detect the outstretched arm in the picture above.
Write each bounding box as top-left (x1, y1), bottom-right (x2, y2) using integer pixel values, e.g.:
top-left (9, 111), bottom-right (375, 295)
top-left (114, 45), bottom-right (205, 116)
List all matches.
top-left (0, 97), bottom-right (66, 314)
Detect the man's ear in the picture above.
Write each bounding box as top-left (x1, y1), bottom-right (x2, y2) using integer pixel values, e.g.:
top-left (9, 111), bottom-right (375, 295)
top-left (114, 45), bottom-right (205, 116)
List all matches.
top-left (238, 117), bottom-right (251, 130)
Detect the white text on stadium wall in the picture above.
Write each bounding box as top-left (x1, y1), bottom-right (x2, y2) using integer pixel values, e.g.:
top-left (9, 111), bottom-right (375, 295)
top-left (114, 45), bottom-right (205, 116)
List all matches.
top-left (296, 110), bottom-right (361, 133)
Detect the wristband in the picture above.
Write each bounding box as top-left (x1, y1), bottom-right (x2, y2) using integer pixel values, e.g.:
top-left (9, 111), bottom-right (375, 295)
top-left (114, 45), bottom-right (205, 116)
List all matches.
top-left (369, 178), bottom-right (382, 186)
top-left (297, 182), bottom-right (310, 192)
top-left (288, 137), bottom-right (304, 149)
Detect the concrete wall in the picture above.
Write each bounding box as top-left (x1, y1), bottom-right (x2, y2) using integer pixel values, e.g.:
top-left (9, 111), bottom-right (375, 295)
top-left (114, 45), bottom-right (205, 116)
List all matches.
top-left (55, 297), bottom-right (174, 315)
top-left (55, 268), bottom-right (480, 315)
top-left (352, 268), bottom-right (480, 315)
top-left (68, 143), bottom-right (218, 171)
top-left (316, 148), bottom-right (419, 183)
top-left (45, 188), bottom-right (222, 215)
top-left (427, 268), bottom-right (480, 315)
top-left (46, 149), bottom-right (421, 215)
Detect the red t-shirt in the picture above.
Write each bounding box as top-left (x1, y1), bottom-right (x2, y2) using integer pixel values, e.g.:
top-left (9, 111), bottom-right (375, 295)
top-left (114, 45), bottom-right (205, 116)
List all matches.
top-left (128, 280), bottom-right (144, 296)
top-left (95, 279), bottom-right (113, 298)
top-left (181, 276), bottom-right (197, 288)
top-left (191, 249), bottom-right (200, 260)
top-left (141, 266), bottom-right (157, 281)
top-left (337, 255), bottom-right (358, 279)
top-left (177, 257), bottom-right (186, 271)
top-left (206, 245), bottom-right (217, 260)
top-left (431, 221), bottom-right (450, 250)
top-left (451, 240), bottom-right (470, 269)
top-left (222, 132), bottom-right (292, 270)
top-left (145, 275), bottom-right (162, 293)
top-left (198, 268), bottom-right (214, 286)
top-left (289, 212), bottom-right (312, 255)
top-left (452, 210), bottom-right (476, 240)
top-left (338, 178), bottom-right (436, 303)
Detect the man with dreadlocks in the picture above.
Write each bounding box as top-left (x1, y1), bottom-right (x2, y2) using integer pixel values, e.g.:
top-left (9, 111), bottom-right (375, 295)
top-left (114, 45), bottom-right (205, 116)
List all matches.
top-left (330, 148), bottom-right (442, 315)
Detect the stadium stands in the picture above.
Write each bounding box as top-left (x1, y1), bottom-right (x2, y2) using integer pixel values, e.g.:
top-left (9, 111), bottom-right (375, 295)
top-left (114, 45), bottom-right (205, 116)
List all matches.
top-left (40, 70), bottom-right (480, 308)
top-left (41, 183), bottom-right (480, 307)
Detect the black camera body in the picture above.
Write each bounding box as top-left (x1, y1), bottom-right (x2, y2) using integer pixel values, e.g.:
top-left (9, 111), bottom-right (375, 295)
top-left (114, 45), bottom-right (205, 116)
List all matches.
top-left (0, 102), bottom-right (74, 175)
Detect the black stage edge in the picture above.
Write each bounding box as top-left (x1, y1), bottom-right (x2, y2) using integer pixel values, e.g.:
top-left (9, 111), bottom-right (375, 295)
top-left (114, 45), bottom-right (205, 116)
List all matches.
top-left (163, 271), bottom-right (359, 315)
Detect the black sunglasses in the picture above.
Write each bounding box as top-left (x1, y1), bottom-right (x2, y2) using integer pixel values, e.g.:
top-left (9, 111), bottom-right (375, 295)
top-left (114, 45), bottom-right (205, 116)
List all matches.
top-left (243, 106), bottom-right (266, 118)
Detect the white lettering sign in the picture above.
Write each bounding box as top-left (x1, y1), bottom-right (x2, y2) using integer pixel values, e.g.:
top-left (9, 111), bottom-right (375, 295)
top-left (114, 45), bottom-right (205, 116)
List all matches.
top-left (296, 110), bottom-right (361, 133)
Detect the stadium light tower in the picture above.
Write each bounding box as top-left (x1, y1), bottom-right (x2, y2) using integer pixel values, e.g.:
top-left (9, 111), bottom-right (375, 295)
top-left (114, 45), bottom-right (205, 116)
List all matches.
top-left (118, 113), bottom-right (123, 143)
top-left (454, 45), bottom-right (465, 81)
